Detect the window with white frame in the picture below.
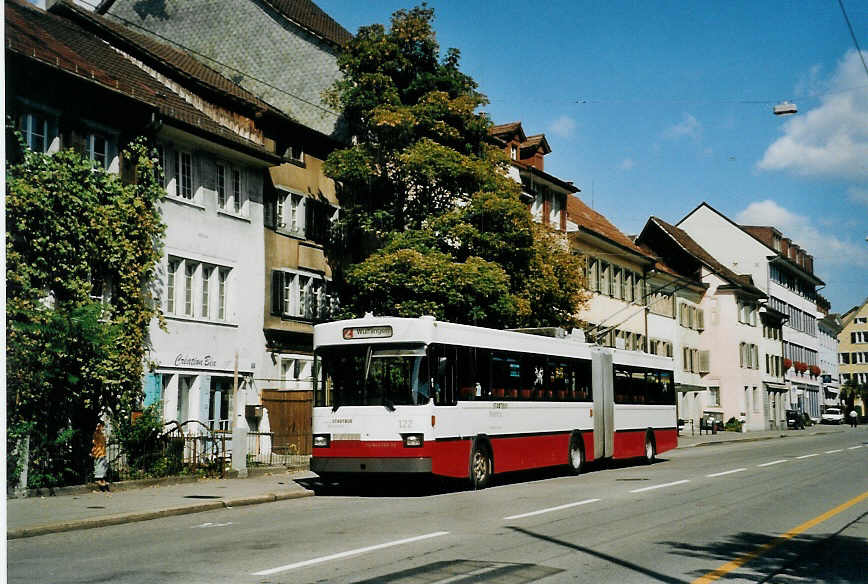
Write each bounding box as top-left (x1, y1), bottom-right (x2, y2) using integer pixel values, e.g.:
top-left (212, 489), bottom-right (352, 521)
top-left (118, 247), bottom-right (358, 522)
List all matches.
top-left (19, 111), bottom-right (54, 153)
top-left (587, 257), bottom-right (600, 293)
top-left (612, 266), bottom-right (622, 300)
top-left (280, 356), bottom-right (313, 390)
top-left (271, 270), bottom-right (336, 321)
top-left (599, 262), bottom-right (611, 296)
top-left (708, 386), bottom-right (720, 406)
top-left (177, 151), bottom-right (193, 199)
top-left (217, 163), bottom-right (247, 215)
top-left (87, 133), bottom-right (110, 169)
top-left (165, 257), bottom-right (231, 321)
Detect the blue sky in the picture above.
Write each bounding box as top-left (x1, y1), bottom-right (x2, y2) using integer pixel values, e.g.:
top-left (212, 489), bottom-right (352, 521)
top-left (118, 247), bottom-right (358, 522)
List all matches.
top-left (317, 0), bottom-right (868, 314)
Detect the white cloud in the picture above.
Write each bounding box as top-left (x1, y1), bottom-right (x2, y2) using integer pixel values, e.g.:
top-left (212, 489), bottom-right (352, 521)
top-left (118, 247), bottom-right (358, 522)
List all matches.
top-left (549, 115), bottom-right (576, 138)
top-left (735, 200), bottom-right (868, 271)
top-left (619, 157), bottom-right (635, 171)
top-left (848, 186), bottom-right (868, 207)
top-left (758, 50), bottom-right (868, 180)
top-left (663, 113), bottom-right (702, 141)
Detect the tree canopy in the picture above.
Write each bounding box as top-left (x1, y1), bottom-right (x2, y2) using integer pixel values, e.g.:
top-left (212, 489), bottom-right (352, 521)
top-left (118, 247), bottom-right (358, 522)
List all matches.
top-left (324, 5), bottom-right (587, 328)
top-left (6, 136), bottom-right (165, 488)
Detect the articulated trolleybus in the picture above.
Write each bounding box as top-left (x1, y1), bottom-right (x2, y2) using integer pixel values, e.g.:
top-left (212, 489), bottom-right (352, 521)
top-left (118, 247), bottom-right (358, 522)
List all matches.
top-left (311, 315), bottom-right (676, 487)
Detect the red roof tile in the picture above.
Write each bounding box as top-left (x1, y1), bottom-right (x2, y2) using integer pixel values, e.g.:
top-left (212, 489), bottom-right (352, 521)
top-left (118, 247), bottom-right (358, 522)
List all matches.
top-left (566, 195), bottom-right (652, 260)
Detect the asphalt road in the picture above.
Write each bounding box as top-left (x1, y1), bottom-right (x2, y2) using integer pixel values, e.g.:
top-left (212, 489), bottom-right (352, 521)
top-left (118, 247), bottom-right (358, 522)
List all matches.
top-left (8, 429), bottom-right (868, 584)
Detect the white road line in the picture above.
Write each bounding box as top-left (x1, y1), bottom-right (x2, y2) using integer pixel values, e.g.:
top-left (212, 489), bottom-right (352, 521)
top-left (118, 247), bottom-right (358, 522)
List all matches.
top-left (826, 449), bottom-right (843, 454)
top-left (504, 498), bottom-right (600, 520)
top-left (706, 468), bottom-right (747, 478)
top-left (758, 459), bottom-right (788, 467)
top-left (630, 479), bottom-right (690, 493)
top-left (849, 446), bottom-right (863, 450)
top-left (251, 531), bottom-right (450, 576)
top-left (796, 453), bottom-right (820, 459)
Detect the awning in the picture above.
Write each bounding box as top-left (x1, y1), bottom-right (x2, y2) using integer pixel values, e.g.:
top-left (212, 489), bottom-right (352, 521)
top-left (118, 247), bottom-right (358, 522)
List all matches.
top-left (676, 383), bottom-right (706, 393)
top-left (764, 382), bottom-right (788, 392)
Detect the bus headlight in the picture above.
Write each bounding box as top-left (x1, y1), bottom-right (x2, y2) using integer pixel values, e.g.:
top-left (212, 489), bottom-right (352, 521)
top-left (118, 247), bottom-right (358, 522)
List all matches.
top-left (313, 434), bottom-right (330, 448)
top-left (402, 433), bottom-right (424, 448)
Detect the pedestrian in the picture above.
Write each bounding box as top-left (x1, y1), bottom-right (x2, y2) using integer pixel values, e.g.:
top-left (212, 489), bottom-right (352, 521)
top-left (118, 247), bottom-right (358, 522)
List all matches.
top-left (91, 422), bottom-right (109, 492)
top-left (849, 409), bottom-right (858, 428)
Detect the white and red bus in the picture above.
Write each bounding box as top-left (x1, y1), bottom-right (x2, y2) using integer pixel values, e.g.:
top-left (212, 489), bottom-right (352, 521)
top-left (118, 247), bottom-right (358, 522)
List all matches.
top-left (311, 315), bottom-right (676, 487)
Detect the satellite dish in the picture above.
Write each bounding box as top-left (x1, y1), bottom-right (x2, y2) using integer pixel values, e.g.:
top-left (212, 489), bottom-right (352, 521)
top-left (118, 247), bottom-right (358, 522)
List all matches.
top-left (773, 101), bottom-right (797, 116)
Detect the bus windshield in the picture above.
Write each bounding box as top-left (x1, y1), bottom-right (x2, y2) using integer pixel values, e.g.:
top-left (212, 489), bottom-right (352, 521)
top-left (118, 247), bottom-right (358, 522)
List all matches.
top-left (316, 344), bottom-right (431, 408)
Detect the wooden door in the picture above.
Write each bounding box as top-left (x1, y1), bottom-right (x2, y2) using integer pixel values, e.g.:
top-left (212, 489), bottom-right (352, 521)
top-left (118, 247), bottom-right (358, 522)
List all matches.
top-left (261, 390), bottom-right (313, 455)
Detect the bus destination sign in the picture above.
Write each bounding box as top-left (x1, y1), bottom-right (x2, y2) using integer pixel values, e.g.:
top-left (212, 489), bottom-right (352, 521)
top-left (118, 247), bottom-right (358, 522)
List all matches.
top-left (343, 326), bottom-right (393, 340)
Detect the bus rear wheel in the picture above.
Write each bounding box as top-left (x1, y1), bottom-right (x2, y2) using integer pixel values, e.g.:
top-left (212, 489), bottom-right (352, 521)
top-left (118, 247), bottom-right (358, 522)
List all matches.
top-left (567, 433), bottom-right (584, 475)
top-left (470, 444), bottom-right (492, 489)
top-left (643, 433), bottom-right (656, 464)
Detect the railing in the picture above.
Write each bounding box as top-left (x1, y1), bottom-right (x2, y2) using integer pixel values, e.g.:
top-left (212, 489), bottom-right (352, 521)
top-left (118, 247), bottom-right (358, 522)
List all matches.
top-left (246, 431), bottom-right (274, 466)
top-left (106, 420), bottom-right (229, 482)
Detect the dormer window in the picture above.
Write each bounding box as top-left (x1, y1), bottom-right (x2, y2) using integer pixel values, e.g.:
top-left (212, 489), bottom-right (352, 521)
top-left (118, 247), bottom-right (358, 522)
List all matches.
top-left (510, 144), bottom-right (517, 160)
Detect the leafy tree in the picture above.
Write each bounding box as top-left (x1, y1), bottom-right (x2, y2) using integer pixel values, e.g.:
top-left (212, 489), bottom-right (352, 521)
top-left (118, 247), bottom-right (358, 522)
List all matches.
top-left (841, 379), bottom-right (868, 415)
top-left (325, 5), bottom-right (588, 328)
top-left (6, 134), bottom-right (165, 488)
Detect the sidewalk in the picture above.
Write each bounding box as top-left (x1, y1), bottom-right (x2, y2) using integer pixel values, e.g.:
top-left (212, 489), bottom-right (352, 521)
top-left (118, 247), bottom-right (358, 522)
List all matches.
top-left (676, 424), bottom-right (850, 448)
top-left (7, 469), bottom-right (313, 540)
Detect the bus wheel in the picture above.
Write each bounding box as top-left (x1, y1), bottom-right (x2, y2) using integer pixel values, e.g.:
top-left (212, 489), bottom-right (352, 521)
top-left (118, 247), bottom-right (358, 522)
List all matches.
top-left (470, 444), bottom-right (492, 489)
top-left (567, 433), bottom-right (584, 475)
top-left (643, 433), bottom-right (656, 465)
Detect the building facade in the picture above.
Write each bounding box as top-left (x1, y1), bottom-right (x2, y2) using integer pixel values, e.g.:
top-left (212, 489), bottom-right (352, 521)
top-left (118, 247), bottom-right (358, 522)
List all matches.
top-left (839, 298), bottom-right (868, 415)
top-left (677, 203), bottom-right (824, 421)
top-left (636, 217), bottom-right (775, 430)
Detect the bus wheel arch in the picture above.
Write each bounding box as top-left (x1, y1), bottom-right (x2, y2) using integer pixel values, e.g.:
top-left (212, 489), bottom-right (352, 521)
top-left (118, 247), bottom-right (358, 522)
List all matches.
top-left (643, 429), bottom-right (656, 464)
top-left (469, 436), bottom-right (493, 489)
top-left (567, 431), bottom-right (585, 475)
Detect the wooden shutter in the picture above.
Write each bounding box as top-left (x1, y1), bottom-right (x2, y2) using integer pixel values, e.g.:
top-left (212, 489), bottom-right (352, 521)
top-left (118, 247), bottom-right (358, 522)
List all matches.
top-left (271, 270), bottom-right (283, 316)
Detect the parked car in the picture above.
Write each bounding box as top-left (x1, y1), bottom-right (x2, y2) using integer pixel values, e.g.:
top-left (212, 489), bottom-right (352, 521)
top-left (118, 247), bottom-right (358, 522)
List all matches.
top-left (821, 407), bottom-right (845, 424)
top-left (786, 410), bottom-right (805, 429)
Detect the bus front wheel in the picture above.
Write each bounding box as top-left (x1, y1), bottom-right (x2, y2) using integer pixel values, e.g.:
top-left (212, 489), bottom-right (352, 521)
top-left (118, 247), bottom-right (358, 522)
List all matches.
top-left (470, 444), bottom-right (492, 489)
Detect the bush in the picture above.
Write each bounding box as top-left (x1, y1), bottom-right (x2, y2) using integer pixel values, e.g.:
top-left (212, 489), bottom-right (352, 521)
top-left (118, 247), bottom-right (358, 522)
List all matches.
top-left (111, 403), bottom-right (167, 475)
top-left (725, 417), bottom-right (743, 432)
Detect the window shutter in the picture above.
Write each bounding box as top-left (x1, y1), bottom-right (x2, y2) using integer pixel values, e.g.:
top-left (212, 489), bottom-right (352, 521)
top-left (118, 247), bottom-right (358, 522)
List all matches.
top-left (699, 350), bottom-right (710, 373)
top-left (264, 191), bottom-right (275, 229)
top-left (143, 373), bottom-right (162, 407)
top-left (271, 270), bottom-right (283, 315)
top-left (697, 309), bottom-right (704, 330)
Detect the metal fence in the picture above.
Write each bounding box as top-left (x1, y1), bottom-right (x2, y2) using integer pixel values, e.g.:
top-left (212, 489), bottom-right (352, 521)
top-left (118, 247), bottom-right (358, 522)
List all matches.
top-left (105, 421), bottom-right (229, 482)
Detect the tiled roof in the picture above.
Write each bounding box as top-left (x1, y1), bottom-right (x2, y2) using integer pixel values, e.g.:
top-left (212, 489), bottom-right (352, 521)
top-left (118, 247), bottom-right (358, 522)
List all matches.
top-left (265, 0), bottom-right (352, 46)
top-left (56, 1), bottom-right (284, 120)
top-left (521, 134), bottom-right (551, 155)
top-left (6, 0), bottom-right (277, 160)
top-left (489, 122), bottom-right (525, 143)
top-left (647, 216), bottom-right (765, 296)
top-left (566, 195), bottom-right (652, 260)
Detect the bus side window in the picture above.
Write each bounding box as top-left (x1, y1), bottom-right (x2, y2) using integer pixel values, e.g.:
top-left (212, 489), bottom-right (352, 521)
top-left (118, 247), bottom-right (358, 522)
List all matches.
top-left (430, 344), bottom-right (457, 405)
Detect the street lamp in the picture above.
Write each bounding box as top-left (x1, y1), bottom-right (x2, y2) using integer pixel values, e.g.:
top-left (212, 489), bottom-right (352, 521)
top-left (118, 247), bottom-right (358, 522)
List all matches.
top-left (773, 101), bottom-right (797, 116)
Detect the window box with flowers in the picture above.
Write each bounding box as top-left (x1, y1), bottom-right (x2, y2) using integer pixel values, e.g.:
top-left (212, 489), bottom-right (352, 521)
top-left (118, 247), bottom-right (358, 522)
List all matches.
top-left (809, 365), bottom-right (821, 378)
top-left (794, 361), bottom-right (808, 375)
top-left (783, 358), bottom-right (792, 372)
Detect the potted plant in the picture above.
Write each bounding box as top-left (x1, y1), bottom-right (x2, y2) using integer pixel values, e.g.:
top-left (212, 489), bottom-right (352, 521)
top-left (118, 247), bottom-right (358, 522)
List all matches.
top-left (809, 365), bottom-right (821, 378)
top-left (783, 358), bottom-right (792, 372)
top-left (794, 361), bottom-right (808, 375)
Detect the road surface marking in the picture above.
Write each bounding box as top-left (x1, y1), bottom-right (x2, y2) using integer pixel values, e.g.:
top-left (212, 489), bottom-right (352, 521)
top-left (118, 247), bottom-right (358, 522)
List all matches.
top-left (692, 489), bottom-right (868, 584)
top-left (757, 459), bottom-right (788, 467)
top-left (706, 468), bottom-right (747, 478)
top-left (504, 498), bottom-right (600, 520)
top-left (796, 453), bottom-right (819, 459)
top-left (825, 449), bottom-right (843, 453)
top-left (251, 531), bottom-right (450, 576)
top-left (630, 479), bottom-right (689, 493)
top-left (849, 445), bottom-right (863, 450)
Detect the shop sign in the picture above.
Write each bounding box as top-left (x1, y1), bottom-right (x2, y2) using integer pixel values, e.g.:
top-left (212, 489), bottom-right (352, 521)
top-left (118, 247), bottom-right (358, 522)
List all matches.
top-left (174, 353), bottom-right (218, 368)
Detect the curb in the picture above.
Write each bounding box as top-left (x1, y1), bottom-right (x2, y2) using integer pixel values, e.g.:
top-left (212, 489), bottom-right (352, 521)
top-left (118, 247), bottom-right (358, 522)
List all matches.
top-left (7, 488), bottom-right (314, 540)
top-left (676, 427), bottom-right (848, 449)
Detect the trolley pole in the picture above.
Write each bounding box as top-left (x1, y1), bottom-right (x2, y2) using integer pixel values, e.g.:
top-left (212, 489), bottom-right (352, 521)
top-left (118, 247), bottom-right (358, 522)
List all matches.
top-left (231, 351), bottom-right (248, 477)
